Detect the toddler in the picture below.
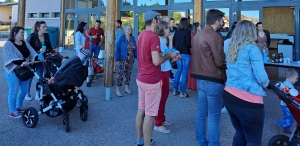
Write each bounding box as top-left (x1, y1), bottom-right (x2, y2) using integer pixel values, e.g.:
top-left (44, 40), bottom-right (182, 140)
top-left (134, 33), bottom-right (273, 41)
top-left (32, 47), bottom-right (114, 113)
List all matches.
top-left (276, 68), bottom-right (299, 134)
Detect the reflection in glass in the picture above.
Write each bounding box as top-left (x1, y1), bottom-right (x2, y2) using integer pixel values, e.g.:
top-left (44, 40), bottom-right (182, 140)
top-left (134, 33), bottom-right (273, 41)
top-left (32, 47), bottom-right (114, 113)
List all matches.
top-left (65, 0), bottom-right (75, 9)
top-left (138, 13), bottom-right (145, 34)
top-left (170, 11), bottom-right (186, 27)
top-left (100, 12), bottom-right (106, 31)
top-left (137, 0), bottom-right (167, 6)
top-left (238, 10), bottom-right (259, 24)
top-left (121, 11), bottom-right (134, 30)
top-left (65, 13), bottom-right (75, 50)
top-left (174, 0), bottom-right (192, 3)
top-left (101, 0), bottom-right (106, 7)
top-left (121, 0), bottom-right (134, 6)
top-left (204, 8), bottom-right (230, 32)
top-left (78, 0), bottom-right (98, 8)
top-left (89, 14), bottom-right (98, 29)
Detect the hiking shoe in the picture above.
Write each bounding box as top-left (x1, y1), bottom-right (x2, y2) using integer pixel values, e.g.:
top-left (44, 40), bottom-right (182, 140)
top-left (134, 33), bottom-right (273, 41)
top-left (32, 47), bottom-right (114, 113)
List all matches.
top-left (136, 139), bottom-right (154, 146)
top-left (9, 112), bottom-right (22, 118)
top-left (17, 108), bottom-right (25, 113)
top-left (173, 90), bottom-right (180, 96)
top-left (25, 93), bottom-right (33, 101)
top-left (180, 93), bottom-right (189, 98)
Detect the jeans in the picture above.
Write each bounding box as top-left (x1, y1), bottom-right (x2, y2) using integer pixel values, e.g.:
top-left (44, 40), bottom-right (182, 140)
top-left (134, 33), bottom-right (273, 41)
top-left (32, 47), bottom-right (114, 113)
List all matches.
top-left (195, 80), bottom-right (224, 146)
top-left (90, 43), bottom-right (100, 58)
top-left (277, 105), bottom-right (294, 131)
top-left (4, 70), bottom-right (31, 113)
top-left (173, 54), bottom-right (190, 94)
top-left (223, 92), bottom-right (264, 146)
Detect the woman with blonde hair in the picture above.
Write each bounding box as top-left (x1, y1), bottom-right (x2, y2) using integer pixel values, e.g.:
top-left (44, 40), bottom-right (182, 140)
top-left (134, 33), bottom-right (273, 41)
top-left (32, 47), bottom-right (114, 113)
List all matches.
top-left (223, 20), bottom-right (269, 145)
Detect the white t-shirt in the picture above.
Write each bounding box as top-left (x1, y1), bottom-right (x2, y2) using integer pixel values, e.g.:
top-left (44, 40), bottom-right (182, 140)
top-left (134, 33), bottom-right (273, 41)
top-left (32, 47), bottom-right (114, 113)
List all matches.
top-left (159, 37), bottom-right (172, 72)
top-left (281, 81), bottom-right (295, 106)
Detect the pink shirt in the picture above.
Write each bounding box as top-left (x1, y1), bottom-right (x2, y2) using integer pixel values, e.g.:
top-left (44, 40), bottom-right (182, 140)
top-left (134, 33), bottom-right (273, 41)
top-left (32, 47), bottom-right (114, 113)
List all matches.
top-left (225, 86), bottom-right (263, 104)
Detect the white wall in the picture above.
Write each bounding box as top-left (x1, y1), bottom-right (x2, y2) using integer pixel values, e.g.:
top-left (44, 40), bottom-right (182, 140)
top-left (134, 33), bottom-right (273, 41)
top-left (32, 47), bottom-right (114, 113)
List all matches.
top-left (25, 0), bottom-right (61, 28)
top-left (11, 5), bottom-right (18, 25)
top-left (0, 6), bottom-right (12, 24)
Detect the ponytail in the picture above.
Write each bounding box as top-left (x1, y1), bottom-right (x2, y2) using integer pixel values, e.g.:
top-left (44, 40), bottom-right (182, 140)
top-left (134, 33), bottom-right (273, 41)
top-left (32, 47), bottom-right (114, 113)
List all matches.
top-left (34, 21), bottom-right (46, 33)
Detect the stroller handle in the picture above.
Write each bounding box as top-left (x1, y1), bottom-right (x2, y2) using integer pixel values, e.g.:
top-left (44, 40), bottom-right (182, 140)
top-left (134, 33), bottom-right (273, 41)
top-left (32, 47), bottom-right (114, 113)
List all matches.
top-left (267, 84), bottom-right (300, 109)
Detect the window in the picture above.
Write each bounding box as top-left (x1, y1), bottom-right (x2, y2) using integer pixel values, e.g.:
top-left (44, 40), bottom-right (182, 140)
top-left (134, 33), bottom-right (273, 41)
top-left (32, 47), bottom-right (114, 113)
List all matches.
top-left (174, 0), bottom-right (192, 3)
top-left (238, 10), bottom-right (260, 24)
top-left (138, 0), bottom-right (167, 6)
top-left (66, 0), bottom-right (75, 9)
top-left (28, 13), bottom-right (37, 18)
top-left (121, 0), bottom-right (133, 6)
top-left (121, 11), bottom-right (134, 29)
top-left (78, 0), bottom-right (98, 8)
top-left (65, 13), bottom-right (75, 50)
top-left (235, 0), bottom-right (267, 2)
top-left (54, 12), bottom-right (60, 18)
top-left (41, 13), bottom-right (49, 18)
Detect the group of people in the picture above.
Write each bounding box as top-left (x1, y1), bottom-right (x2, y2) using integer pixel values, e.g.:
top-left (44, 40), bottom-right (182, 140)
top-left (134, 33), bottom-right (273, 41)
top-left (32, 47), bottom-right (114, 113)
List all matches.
top-left (3, 21), bottom-right (60, 118)
top-left (133, 9), bottom-right (297, 146)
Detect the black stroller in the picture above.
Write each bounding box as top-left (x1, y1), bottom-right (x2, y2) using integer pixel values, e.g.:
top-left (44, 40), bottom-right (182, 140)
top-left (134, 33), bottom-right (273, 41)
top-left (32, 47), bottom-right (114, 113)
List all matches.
top-left (267, 83), bottom-right (300, 146)
top-left (22, 56), bottom-right (89, 132)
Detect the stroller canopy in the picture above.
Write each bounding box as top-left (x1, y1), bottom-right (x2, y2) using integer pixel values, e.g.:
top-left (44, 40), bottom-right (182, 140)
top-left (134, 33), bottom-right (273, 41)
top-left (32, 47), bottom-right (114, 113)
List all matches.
top-left (53, 56), bottom-right (88, 88)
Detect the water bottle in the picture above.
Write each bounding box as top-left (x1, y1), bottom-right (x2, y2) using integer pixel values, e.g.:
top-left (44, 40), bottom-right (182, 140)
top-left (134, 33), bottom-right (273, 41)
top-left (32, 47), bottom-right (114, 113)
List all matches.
top-left (263, 48), bottom-right (268, 63)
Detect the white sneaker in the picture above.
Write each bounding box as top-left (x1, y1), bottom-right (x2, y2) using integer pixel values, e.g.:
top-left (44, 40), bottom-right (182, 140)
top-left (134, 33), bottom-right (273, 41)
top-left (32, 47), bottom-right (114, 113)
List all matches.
top-left (221, 107), bottom-right (228, 114)
top-left (25, 93), bottom-right (33, 101)
top-left (35, 91), bottom-right (40, 100)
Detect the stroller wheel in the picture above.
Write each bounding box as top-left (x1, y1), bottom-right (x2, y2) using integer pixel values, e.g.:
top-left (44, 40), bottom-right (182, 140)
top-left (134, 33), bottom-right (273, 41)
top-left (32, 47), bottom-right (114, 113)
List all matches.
top-left (76, 100), bottom-right (81, 108)
top-left (268, 134), bottom-right (290, 146)
top-left (80, 106), bottom-right (88, 121)
top-left (22, 107), bottom-right (39, 128)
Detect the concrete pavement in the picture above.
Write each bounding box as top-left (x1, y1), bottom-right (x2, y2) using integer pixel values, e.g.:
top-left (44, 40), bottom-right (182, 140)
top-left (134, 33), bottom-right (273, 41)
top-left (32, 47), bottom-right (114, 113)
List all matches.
top-left (0, 49), bottom-right (291, 146)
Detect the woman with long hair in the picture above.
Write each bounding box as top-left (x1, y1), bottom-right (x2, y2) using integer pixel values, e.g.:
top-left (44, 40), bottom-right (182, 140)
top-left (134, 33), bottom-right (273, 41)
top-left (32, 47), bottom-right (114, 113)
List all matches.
top-left (26, 21), bottom-right (56, 101)
top-left (75, 22), bottom-right (92, 85)
top-left (3, 26), bottom-right (37, 118)
top-left (172, 18), bottom-right (192, 98)
top-left (188, 22), bottom-right (201, 91)
top-left (115, 25), bottom-right (137, 96)
top-left (224, 20), bottom-right (269, 145)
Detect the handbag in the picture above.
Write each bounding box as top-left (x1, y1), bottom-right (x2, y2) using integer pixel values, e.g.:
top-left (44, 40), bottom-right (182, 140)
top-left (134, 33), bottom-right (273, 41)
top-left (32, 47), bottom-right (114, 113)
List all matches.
top-left (14, 66), bottom-right (34, 81)
top-left (171, 61), bottom-right (177, 69)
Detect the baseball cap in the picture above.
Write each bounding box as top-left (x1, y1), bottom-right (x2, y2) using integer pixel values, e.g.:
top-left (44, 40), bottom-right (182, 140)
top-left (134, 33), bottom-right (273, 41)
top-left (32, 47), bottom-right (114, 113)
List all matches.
top-left (144, 11), bottom-right (161, 21)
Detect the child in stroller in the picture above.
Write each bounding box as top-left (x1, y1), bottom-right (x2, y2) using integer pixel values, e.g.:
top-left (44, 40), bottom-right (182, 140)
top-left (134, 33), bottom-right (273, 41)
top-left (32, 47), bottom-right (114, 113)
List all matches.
top-left (276, 68), bottom-right (299, 134)
top-left (22, 56), bottom-right (89, 132)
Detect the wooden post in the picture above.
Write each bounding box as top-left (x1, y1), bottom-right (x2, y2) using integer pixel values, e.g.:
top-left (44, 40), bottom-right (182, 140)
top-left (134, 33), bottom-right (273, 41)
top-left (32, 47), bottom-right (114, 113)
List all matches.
top-left (115, 0), bottom-right (118, 20)
top-left (59, 0), bottom-right (65, 49)
top-left (194, 0), bottom-right (202, 24)
top-left (18, 0), bottom-right (26, 28)
top-left (104, 0), bottom-right (116, 100)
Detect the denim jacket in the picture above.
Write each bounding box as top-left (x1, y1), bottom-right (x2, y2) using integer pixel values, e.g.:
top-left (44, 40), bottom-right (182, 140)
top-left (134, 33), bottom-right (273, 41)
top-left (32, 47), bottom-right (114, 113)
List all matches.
top-left (116, 34), bottom-right (137, 61)
top-left (75, 31), bottom-right (86, 52)
top-left (225, 44), bottom-right (269, 96)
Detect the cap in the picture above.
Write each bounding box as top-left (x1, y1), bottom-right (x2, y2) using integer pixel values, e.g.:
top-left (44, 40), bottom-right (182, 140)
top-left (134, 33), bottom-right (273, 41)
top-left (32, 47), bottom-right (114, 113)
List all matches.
top-left (144, 11), bottom-right (161, 21)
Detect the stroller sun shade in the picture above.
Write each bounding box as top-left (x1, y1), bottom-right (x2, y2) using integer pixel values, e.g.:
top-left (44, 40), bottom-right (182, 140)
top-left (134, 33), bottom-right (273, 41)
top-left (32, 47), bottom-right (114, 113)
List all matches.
top-left (52, 56), bottom-right (88, 88)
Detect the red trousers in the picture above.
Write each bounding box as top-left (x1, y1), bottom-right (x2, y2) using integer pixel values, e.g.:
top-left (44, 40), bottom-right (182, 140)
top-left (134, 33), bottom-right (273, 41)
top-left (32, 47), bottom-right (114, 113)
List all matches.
top-left (155, 71), bottom-right (170, 126)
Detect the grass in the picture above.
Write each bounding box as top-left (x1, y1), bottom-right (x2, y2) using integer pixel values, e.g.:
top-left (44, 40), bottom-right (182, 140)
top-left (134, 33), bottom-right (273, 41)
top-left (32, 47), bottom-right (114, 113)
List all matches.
top-left (0, 25), bottom-right (10, 31)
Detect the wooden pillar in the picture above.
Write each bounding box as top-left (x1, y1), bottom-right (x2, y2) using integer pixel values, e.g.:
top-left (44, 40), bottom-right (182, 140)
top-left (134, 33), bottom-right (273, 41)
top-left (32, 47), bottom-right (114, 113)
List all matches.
top-left (115, 0), bottom-right (118, 20)
top-left (104, 0), bottom-right (116, 98)
top-left (18, 0), bottom-right (26, 28)
top-left (194, 0), bottom-right (202, 24)
top-left (59, 0), bottom-right (65, 48)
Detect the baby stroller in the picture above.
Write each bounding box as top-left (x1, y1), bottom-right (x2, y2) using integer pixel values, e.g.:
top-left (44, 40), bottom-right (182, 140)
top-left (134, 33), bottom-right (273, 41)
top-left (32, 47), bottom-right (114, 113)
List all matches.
top-left (267, 83), bottom-right (300, 146)
top-left (80, 49), bottom-right (103, 87)
top-left (22, 56), bottom-right (89, 132)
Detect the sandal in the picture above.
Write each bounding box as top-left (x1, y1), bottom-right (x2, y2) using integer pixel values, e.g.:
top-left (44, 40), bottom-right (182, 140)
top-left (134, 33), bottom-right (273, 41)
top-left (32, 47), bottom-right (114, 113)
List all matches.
top-left (154, 126), bottom-right (171, 134)
top-left (125, 89), bottom-right (132, 95)
top-left (163, 121), bottom-right (172, 126)
top-left (173, 90), bottom-right (180, 96)
top-left (116, 91), bottom-right (123, 97)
